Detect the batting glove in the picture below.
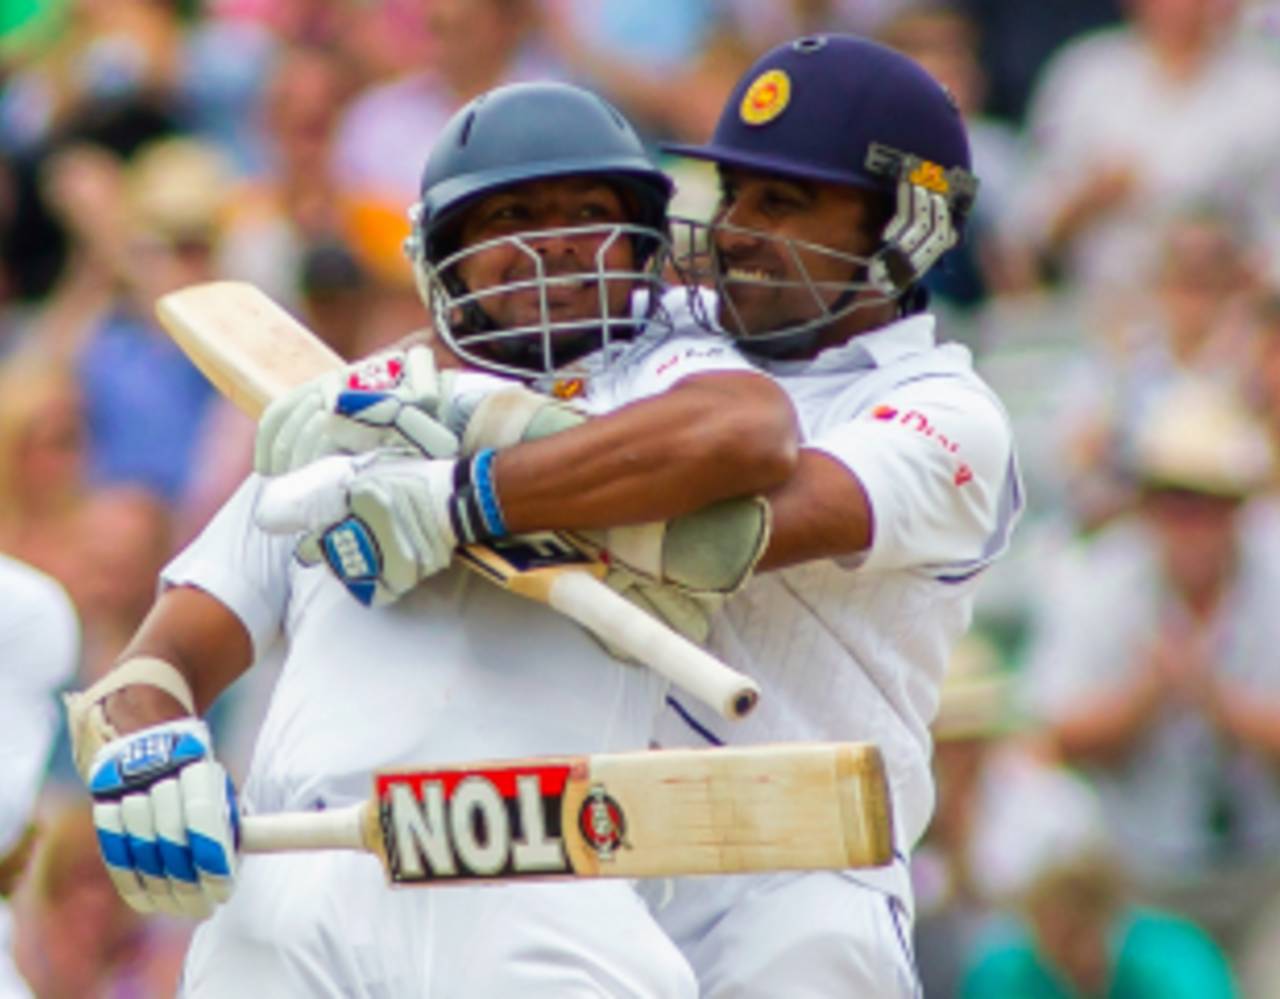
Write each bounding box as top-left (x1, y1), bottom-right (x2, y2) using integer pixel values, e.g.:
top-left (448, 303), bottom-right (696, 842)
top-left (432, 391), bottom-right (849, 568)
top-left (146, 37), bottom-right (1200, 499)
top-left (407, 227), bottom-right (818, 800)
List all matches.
top-left (255, 450), bottom-right (511, 606)
top-left (254, 345), bottom-right (461, 475)
top-left (573, 496), bottom-right (771, 597)
top-left (603, 567), bottom-right (723, 652)
top-left (86, 718), bottom-right (238, 919)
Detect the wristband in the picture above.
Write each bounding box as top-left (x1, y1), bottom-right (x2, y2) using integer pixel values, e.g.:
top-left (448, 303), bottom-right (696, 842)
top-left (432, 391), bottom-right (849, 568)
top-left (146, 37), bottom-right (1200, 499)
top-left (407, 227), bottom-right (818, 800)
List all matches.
top-left (446, 451), bottom-right (508, 545)
top-left (472, 448), bottom-right (508, 538)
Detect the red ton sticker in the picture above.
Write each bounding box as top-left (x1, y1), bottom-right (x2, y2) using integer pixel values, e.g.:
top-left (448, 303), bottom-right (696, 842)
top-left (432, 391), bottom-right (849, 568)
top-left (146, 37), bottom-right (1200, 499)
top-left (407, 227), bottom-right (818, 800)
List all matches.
top-left (377, 764), bottom-right (573, 882)
top-left (871, 404), bottom-right (974, 486)
top-left (347, 356), bottom-right (405, 392)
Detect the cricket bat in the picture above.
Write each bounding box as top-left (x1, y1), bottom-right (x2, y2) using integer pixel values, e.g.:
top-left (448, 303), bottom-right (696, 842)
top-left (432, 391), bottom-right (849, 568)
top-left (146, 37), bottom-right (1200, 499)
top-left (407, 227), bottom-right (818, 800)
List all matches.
top-left (155, 280), bottom-right (760, 721)
top-left (239, 742), bottom-right (895, 882)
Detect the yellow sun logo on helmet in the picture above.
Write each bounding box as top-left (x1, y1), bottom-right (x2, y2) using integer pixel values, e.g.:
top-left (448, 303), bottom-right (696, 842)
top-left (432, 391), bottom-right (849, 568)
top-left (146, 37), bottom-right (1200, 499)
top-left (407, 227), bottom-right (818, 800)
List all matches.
top-left (739, 69), bottom-right (791, 126)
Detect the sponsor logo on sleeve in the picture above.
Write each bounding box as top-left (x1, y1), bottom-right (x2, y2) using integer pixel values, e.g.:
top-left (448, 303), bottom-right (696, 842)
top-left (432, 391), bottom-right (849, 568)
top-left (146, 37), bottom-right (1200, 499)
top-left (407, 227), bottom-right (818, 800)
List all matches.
top-left (870, 403), bottom-right (973, 486)
top-left (654, 344), bottom-right (731, 379)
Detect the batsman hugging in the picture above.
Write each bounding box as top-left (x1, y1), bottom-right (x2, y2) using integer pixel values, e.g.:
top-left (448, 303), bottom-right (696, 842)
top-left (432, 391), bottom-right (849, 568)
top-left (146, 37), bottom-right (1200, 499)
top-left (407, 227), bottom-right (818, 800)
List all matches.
top-left (17, 3), bottom-right (1278, 996)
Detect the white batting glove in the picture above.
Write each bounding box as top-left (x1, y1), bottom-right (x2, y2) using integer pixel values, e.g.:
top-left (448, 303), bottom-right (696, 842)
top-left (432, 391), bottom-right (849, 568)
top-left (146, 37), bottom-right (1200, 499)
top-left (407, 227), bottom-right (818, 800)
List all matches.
top-left (254, 346), bottom-right (461, 475)
top-left (255, 451), bottom-right (516, 607)
top-left (86, 718), bottom-right (238, 919)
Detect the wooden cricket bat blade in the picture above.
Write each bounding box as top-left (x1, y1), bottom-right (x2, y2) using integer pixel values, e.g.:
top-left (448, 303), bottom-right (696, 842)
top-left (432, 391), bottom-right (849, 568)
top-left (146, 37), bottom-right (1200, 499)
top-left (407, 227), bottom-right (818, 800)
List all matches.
top-left (237, 742), bottom-right (894, 883)
top-left (156, 281), bottom-right (344, 416)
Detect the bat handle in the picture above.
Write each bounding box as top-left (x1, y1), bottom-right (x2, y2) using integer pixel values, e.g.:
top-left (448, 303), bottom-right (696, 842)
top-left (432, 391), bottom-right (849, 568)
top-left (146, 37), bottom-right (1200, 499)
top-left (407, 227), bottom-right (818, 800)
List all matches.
top-left (239, 802), bottom-right (372, 854)
top-left (547, 571), bottom-right (760, 721)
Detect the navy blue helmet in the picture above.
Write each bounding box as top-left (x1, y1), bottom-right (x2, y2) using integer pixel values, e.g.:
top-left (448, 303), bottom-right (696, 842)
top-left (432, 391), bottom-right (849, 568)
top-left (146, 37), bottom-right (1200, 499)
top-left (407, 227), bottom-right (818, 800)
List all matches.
top-left (405, 81), bottom-right (675, 381)
top-left (666, 34), bottom-right (975, 224)
top-left (664, 35), bottom-right (979, 355)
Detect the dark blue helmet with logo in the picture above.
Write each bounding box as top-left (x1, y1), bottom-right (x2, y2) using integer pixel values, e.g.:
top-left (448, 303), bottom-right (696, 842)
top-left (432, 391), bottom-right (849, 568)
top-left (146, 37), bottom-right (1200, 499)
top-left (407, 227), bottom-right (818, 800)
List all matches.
top-left (665, 34), bottom-right (974, 225)
top-left (663, 35), bottom-right (979, 355)
top-left (404, 82), bottom-right (675, 381)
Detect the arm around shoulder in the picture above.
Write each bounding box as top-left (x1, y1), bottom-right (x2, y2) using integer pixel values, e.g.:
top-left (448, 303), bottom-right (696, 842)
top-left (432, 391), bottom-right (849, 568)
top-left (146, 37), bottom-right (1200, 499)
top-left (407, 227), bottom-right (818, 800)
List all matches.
top-left (495, 369), bottom-right (799, 532)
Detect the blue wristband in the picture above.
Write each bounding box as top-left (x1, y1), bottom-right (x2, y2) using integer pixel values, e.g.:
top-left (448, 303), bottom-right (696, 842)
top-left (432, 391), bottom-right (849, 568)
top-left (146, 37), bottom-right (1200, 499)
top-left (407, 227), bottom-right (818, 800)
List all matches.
top-left (472, 448), bottom-right (508, 538)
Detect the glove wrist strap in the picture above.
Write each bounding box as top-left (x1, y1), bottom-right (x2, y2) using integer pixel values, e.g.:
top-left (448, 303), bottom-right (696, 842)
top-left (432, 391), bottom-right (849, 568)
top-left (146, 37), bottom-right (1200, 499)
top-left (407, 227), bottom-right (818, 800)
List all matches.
top-left (64, 656), bottom-right (196, 779)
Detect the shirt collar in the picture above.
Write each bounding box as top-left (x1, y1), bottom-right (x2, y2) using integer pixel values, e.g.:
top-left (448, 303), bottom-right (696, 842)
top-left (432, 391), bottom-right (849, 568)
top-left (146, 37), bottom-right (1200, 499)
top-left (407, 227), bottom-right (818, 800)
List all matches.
top-left (761, 313), bottom-right (938, 376)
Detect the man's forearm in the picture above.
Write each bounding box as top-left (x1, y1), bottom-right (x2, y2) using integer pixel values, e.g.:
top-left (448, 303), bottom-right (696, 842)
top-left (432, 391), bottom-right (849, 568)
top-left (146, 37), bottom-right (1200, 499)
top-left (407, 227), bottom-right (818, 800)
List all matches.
top-left (101, 585), bottom-right (255, 733)
top-left (494, 372), bottom-right (798, 532)
top-left (757, 450), bottom-right (874, 571)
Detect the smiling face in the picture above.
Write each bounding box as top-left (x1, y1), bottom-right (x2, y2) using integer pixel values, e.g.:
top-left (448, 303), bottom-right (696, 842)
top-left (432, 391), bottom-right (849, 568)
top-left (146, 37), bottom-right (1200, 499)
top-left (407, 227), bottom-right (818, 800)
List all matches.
top-left (709, 167), bottom-right (895, 353)
top-left (446, 176), bottom-right (641, 368)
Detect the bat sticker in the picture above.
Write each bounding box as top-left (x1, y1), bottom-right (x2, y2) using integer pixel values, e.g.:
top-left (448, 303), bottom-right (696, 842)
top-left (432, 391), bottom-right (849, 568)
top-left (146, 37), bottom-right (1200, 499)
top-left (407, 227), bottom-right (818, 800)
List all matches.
top-left (376, 764), bottom-right (574, 883)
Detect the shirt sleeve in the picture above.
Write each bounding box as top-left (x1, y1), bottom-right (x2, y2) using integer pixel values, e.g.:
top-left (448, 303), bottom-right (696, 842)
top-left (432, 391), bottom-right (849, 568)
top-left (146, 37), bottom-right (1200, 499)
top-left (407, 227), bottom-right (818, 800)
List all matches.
top-left (0, 559), bottom-right (80, 853)
top-left (162, 475), bottom-right (294, 662)
top-left (811, 375), bottom-right (1021, 576)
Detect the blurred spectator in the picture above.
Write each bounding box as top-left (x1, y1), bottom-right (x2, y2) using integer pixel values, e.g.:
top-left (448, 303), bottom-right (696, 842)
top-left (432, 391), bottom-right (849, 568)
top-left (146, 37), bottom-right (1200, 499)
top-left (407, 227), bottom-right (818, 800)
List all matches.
top-left (1004, 0), bottom-right (1280, 303)
top-left (720, 0), bottom-right (915, 44)
top-left (1247, 294), bottom-right (1280, 454)
top-left (1022, 377), bottom-right (1280, 956)
top-left (71, 135), bottom-right (225, 503)
top-left (0, 347), bottom-right (173, 678)
top-left (9, 799), bottom-right (188, 998)
top-left (330, 0), bottom-right (556, 209)
top-left (180, 2), bottom-right (282, 176)
top-left (952, 0), bottom-right (1123, 125)
top-left (961, 825), bottom-right (1237, 997)
top-left (913, 631), bottom-right (1031, 997)
top-left (217, 43), bottom-right (359, 306)
top-left (0, 554), bottom-right (78, 999)
top-left (0, 350), bottom-right (88, 589)
top-left (1052, 205), bottom-right (1265, 529)
top-left (72, 486), bottom-right (173, 680)
top-left (877, 4), bottom-right (1029, 311)
top-left (0, 0), bottom-right (184, 154)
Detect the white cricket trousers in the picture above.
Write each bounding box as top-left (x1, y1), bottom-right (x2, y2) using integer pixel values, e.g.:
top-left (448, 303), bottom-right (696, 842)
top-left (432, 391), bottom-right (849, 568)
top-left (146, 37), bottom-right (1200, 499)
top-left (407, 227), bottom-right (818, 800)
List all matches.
top-left (180, 851), bottom-right (696, 997)
top-left (646, 868), bottom-right (920, 998)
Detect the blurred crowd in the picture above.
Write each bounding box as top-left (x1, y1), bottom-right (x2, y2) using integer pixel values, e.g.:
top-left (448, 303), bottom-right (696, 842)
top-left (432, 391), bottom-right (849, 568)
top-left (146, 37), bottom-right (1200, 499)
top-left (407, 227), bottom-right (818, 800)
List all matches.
top-left (4, 0), bottom-right (1280, 995)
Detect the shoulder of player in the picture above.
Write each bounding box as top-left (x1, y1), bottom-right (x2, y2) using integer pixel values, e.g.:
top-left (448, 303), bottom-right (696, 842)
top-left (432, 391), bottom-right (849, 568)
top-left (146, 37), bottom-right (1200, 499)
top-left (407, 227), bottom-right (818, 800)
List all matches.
top-left (0, 553), bottom-right (79, 681)
top-left (0, 553), bottom-right (77, 628)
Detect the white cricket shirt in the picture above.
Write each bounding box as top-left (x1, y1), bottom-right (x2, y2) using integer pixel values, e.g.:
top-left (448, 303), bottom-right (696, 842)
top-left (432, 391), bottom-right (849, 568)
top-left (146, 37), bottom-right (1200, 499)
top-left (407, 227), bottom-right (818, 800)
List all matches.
top-left (655, 312), bottom-right (1024, 851)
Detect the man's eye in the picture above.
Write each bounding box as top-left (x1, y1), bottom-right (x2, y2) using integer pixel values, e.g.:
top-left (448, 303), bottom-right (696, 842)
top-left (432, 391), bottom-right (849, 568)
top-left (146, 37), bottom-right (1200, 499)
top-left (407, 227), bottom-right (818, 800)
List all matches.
top-left (762, 190), bottom-right (801, 212)
top-left (489, 205), bottom-right (526, 223)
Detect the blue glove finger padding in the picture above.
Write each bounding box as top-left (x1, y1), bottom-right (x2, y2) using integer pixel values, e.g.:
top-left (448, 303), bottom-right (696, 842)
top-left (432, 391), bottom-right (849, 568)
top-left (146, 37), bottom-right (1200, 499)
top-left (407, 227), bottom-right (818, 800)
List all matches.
top-left (88, 719), bottom-right (239, 919)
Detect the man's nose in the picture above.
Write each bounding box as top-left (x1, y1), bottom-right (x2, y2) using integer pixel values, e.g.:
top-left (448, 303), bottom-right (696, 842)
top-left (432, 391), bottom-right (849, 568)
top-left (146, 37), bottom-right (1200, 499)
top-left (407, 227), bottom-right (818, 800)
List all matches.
top-left (714, 205), bottom-right (765, 255)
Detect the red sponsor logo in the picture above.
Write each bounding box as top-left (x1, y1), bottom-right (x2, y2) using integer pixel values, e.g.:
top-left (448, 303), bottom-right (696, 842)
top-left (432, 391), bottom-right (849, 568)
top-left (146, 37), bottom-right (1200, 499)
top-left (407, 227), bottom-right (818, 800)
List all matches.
top-left (869, 403), bottom-right (975, 485)
top-left (347, 356), bottom-right (405, 392)
top-left (654, 345), bottom-right (728, 378)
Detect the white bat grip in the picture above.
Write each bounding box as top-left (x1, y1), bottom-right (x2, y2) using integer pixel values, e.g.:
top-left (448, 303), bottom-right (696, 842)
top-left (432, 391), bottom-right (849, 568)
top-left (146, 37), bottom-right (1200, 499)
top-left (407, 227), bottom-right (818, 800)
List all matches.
top-left (548, 571), bottom-right (760, 720)
top-left (240, 803), bottom-right (369, 854)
